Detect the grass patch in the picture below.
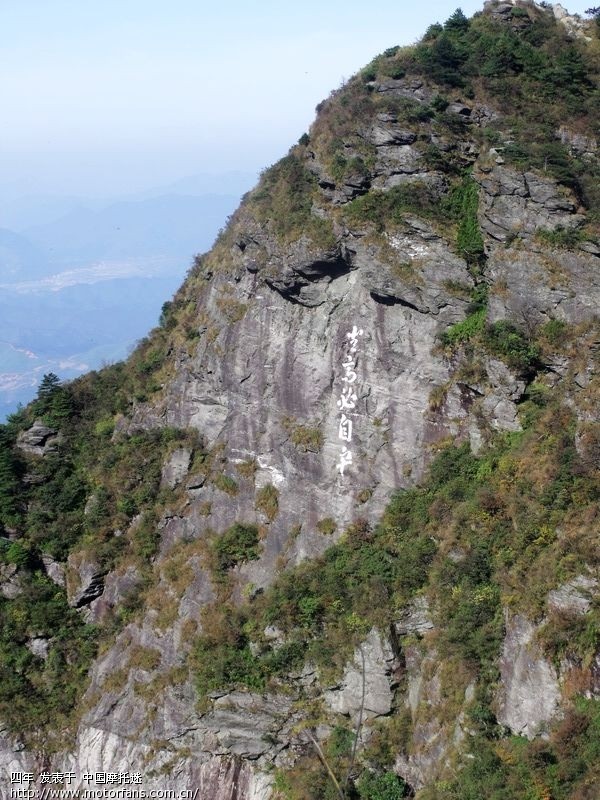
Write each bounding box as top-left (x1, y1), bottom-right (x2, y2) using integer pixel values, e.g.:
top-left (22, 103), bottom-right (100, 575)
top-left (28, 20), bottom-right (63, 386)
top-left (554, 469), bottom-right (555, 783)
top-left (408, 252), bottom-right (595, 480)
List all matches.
top-left (316, 517), bottom-right (337, 536)
top-left (535, 225), bottom-right (586, 249)
top-left (256, 484), bottom-right (279, 522)
top-left (212, 473), bottom-right (239, 496)
top-left (211, 523), bottom-right (261, 571)
top-left (283, 418), bottom-right (324, 453)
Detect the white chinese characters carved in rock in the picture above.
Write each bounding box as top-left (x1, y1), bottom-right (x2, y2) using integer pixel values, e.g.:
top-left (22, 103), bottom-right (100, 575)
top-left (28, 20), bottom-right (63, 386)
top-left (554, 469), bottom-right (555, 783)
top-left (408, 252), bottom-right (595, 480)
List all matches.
top-left (336, 325), bottom-right (363, 477)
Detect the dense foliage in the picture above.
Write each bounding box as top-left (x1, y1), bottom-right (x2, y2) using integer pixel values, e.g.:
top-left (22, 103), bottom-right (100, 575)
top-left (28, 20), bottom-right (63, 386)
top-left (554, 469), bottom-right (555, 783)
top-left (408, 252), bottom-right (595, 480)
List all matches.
top-left (0, 356), bottom-right (199, 746)
top-left (194, 346), bottom-right (600, 795)
top-left (387, 4), bottom-right (600, 215)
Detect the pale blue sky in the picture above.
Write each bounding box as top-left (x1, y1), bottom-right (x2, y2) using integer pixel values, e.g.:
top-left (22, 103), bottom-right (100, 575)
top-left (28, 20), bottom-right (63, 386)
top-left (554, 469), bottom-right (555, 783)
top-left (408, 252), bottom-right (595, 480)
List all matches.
top-left (0, 0), bottom-right (593, 198)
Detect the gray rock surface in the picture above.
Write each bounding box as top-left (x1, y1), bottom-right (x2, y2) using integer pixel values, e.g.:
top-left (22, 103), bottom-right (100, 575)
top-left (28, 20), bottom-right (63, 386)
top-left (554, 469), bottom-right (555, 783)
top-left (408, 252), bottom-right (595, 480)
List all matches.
top-left (87, 565), bottom-right (142, 624)
top-left (496, 613), bottom-right (561, 738)
top-left (67, 554), bottom-right (106, 608)
top-left (41, 553), bottom-right (66, 587)
top-left (547, 575), bottom-right (598, 616)
top-left (161, 447), bottom-right (192, 489)
top-left (487, 247), bottom-right (600, 327)
top-left (0, 731), bottom-right (35, 800)
top-left (16, 421), bottom-right (60, 456)
top-left (558, 125), bottom-right (598, 158)
top-left (395, 644), bottom-right (472, 790)
top-left (26, 637), bottom-right (50, 660)
top-left (394, 596), bottom-right (434, 636)
top-left (0, 564), bottom-right (20, 599)
top-left (552, 3), bottom-right (591, 39)
top-left (476, 164), bottom-right (585, 243)
top-left (324, 629), bottom-right (397, 722)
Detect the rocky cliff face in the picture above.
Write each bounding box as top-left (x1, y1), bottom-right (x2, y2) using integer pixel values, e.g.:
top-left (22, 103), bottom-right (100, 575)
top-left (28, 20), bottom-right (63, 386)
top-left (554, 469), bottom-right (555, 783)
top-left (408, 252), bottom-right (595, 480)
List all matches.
top-left (1, 2), bottom-right (600, 798)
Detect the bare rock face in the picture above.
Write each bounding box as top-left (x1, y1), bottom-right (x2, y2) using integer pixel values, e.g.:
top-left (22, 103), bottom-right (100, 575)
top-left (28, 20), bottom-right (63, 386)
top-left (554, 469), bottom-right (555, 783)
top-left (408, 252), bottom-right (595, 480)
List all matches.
top-left (558, 126), bottom-right (598, 158)
top-left (487, 248), bottom-right (600, 327)
top-left (128, 221), bottom-right (475, 589)
top-left (16, 421), bottom-right (60, 456)
top-left (476, 164), bottom-right (585, 243)
top-left (496, 614), bottom-right (561, 738)
top-left (324, 629), bottom-right (397, 722)
top-left (0, 731), bottom-right (35, 800)
top-left (41, 553), bottom-right (66, 587)
top-left (547, 575), bottom-right (598, 616)
top-left (67, 554), bottom-right (106, 608)
top-left (87, 565), bottom-right (142, 624)
top-left (0, 564), bottom-right (21, 599)
top-left (552, 4), bottom-right (591, 39)
top-left (394, 596), bottom-right (434, 636)
top-left (395, 644), bottom-right (473, 791)
top-left (66, 729), bottom-right (272, 798)
top-left (161, 447), bottom-right (192, 489)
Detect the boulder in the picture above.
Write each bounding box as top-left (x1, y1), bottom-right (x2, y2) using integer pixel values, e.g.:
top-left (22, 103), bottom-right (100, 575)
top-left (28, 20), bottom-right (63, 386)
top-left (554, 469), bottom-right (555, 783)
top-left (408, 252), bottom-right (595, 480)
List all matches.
top-left (496, 613), bottom-right (561, 738)
top-left (161, 447), bottom-right (192, 489)
top-left (324, 628), bottom-right (397, 721)
top-left (16, 421), bottom-right (60, 456)
top-left (67, 554), bottom-right (106, 608)
top-left (547, 575), bottom-right (597, 616)
top-left (26, 637), bottom-right (50, 660)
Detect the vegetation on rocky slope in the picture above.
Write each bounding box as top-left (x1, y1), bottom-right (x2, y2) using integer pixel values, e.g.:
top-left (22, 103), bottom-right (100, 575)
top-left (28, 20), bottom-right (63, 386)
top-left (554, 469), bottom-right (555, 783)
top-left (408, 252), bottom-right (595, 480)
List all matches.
top-left (193, 337), bottom-right (600, 796)
top-left (0, 363), bottom-right (198, 747)
top-left (0, 2), bottom-right (599, 796)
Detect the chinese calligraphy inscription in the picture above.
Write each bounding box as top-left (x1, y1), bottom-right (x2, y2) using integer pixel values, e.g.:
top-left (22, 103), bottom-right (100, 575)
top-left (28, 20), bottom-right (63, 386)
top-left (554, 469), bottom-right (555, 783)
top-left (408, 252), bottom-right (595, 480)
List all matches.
top-left (336, 325), bottom-right (363, 477)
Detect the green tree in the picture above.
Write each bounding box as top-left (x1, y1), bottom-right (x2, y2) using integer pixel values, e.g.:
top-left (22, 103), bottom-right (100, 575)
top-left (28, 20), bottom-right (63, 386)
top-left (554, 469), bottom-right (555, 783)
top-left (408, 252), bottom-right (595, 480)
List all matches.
top-left (0, 429), bottom-right (21, 530)
top-left (46, 386), bottom-right (74, 427)
top-left (34, 373), bottom-right (74, 427)
top-left (34, 373), bottom-right (61, 419)
top-left (444, 8), bottom-right (469, 31)
top-left (37, 372), bottom-right (61, 401)
top-left (453, 177), bottom-right (485, 264)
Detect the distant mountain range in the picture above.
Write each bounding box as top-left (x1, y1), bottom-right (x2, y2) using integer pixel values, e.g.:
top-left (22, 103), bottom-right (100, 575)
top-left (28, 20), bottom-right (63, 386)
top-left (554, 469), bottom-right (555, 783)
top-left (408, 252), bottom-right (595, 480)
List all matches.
top-left (23, 193), bottom-right (239, 270)
top-left (0, 172), bottom-right (255, 417)
top-left (0, 228), bottom-right (48, 281)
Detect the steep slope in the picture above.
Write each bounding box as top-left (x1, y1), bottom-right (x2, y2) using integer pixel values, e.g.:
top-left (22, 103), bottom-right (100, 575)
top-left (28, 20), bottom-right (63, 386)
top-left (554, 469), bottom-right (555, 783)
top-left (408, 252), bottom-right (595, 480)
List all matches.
top-left (1, 2), bottom-right (600, 798)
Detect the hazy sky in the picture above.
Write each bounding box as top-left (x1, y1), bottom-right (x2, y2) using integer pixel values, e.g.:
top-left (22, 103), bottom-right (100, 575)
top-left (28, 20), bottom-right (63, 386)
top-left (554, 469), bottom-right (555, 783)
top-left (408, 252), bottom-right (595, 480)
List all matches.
top-left (1, 0), bottom-right (593, 198)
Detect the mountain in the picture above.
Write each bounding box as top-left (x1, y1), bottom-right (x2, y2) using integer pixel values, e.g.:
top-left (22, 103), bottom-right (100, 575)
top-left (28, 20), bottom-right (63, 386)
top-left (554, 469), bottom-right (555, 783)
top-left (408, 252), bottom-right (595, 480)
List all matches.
top-left (0, 275), bottom-right (184, 417)
top-left (0, 228), bottom-right (48, 281)
top-left (0, 2), bottom-right (599, 798)
top-left (0, 172), bottom-right (255, 231)
top-left (0, 189), bottom-right (244, 417)
top-left (24, 193), bottom-right (241, 269)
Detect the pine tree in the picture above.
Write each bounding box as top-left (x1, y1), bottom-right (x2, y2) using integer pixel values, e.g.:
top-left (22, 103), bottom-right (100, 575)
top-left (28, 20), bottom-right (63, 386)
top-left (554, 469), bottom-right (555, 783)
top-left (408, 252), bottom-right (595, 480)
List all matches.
top-left (444, 8), bottom-right (469, 32)
top-left (37, 372), bottom-right (61, 400)
top-left (35, 373), bottom-right (70, 423)
top-left (0, 429), bottom-right (20, 530)
top-left (47, 386), bottom-right (74, 427)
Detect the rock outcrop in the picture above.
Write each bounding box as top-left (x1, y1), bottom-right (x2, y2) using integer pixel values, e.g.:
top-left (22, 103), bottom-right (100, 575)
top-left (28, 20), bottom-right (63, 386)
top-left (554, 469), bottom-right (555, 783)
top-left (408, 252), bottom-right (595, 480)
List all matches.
top-left (1, 2), bottom-right (600, 796)
top-left (497, 614), bottom-right (561, 738)
top-left (16, 421), bottom-right (60, 456)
